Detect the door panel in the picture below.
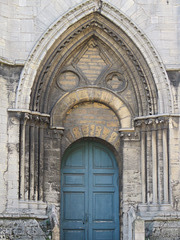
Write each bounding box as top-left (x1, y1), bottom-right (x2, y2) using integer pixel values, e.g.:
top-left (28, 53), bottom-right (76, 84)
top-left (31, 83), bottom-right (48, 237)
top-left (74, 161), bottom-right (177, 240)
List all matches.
top-left (64, 230), bottom-right (85, 240)
top-left (93, 230), bottom-right (114, 240)
top-left (63, 174), bottom-right (85, 186)
top-left (94, 174), bottom-right (114, 186)
top-left (64, 147), bottom-right (85, 168)
top-left (93, 192), bottom-right (114, 221)
top-left (64, 192), bottom-right (85, 220)
top-left (61, 141), bottom-right (119, 240)
top-left (93, 146), bottom-right (114, 168)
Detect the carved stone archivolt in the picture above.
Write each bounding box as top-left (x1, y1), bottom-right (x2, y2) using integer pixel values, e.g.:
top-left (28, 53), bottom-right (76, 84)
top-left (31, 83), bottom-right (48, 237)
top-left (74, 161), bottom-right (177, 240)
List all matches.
top-left (29, 13), bottom-right (158, 118)
top-left (16, 1), bottom-right (173, 117)
top-left (50, 87), bottom-right (133, 129)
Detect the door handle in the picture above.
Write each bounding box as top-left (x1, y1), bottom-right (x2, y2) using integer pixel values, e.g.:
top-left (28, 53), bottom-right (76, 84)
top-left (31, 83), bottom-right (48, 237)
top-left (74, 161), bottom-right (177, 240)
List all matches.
top-left (83, 213), bottom-right (88, 224)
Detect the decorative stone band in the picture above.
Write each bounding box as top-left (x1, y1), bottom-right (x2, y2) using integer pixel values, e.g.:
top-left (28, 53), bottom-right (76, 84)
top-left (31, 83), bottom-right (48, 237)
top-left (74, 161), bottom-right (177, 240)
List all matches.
top-left (134, 115), bottom-right (170, 128)
top-left (118, 114), bottom-right (178, 141)
top-left (61, 125), bottom-right (121, 154)
top-left (119, 131), bottom-right (140, 141)
top-left (8, 109), bottom-right (51, 127)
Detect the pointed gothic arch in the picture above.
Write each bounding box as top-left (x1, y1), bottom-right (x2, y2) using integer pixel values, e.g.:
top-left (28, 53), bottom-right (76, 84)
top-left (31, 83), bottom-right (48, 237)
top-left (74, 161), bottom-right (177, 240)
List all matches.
top-left (10, 4), bottom-right (174, 239)
top-left (15, 0), bottom-right (173, 114)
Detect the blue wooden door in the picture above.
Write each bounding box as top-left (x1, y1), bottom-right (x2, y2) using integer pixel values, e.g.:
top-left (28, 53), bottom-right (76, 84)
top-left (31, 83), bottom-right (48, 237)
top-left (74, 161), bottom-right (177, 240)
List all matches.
top-left (61, 141), bottom-right (119, 240)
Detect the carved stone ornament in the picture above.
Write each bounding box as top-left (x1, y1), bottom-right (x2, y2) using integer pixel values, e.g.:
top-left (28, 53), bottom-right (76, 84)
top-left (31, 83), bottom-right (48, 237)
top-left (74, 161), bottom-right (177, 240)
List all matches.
top-left (134, 116), bottom-right (169, 128)
top-left (119, 131), bottom-right (140, 141)
top-left (106, 72), bottom-right (127, 91)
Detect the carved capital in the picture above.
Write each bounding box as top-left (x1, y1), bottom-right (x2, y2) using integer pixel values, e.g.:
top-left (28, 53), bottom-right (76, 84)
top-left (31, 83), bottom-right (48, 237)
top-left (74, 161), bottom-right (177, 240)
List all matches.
top-left (134, 116), bottom-right (169, 130)
top-left (39, 116), bottom-right (50, 126)
top-left (134, 120), bottom-right (143, 127)
top-left (145, 118), bottom-right (153, 125)
top-left (119, 131), bottom-right (140, 141)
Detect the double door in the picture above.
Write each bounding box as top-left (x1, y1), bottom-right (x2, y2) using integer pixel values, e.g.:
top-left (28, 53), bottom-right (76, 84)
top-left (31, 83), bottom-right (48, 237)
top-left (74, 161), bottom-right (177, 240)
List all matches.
top-left (61, 141), bottom-right (119, 240)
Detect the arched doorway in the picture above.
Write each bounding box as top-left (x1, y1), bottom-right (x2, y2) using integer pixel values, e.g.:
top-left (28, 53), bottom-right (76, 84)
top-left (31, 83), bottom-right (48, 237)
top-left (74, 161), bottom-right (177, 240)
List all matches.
top-left (61, 140), bottom-right (120, 240)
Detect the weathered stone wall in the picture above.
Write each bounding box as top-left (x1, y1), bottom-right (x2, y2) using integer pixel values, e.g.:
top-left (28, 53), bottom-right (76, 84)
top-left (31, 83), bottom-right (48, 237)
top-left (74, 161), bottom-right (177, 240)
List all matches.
top-left (0, 1), bottom-right (180, 240)
top-left (0, 219), bottom-right (48, 240)
top-left (0, 76), bottom-right (8, 213)
top-left (0, 65), bottom-right (22, 213)
top-left (145, 220), bottom-right (180, 240)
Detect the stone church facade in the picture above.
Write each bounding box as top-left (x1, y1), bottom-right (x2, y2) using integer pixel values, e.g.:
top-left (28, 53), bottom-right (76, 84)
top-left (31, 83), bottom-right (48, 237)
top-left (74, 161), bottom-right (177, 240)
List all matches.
top-left (0, 0), bottom-right (180, 239)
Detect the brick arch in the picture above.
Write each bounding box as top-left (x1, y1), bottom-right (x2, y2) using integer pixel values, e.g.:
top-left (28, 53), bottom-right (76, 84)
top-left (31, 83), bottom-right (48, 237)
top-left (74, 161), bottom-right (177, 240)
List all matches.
top-left (50, 87), bottom-right (133, 129)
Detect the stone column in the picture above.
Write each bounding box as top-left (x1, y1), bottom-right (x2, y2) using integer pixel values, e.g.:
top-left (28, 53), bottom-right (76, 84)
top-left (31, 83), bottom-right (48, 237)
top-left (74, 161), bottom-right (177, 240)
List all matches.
top-left (135, 120), bottom-right (147, 204)
top-left (145, 119), bottom-right (153, 204)
top-left (162, 120), bottom-right (169, 203)
top-left (29, 115), bottom-right (35, 200)
top-left (152, 121), bottom-right (158, 204)
top-left (135, 116), bottom-right (170, 206)
top-left (140, 125), bottom-right (146, 204)
top-left (38, 117), bottom-right (47, 201)
top-left (19, 113), bottom-right (29, 200)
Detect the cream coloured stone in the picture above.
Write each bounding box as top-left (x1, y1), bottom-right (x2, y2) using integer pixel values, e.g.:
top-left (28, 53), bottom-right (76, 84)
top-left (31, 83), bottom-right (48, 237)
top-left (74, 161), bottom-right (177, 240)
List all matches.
top-left (0, 1), bottom-right (179, 239)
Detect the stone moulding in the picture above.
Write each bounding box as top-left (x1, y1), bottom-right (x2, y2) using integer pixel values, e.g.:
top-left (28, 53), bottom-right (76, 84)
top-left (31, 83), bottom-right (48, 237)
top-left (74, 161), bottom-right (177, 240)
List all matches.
top-left (118, 114), bottom-right (177, 141)
top-left (50, 87), bottom-right (133, 129)
top-left (8, 108), bottom-right (50, 118)
top-left (33, 18), bottom-right (156, 115)
top-left (15, 0), bottom-right (173, 115)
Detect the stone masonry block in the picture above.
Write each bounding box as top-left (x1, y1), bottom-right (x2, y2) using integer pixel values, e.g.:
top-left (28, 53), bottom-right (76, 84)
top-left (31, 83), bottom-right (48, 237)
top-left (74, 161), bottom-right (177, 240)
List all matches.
top-left (81, 125), bottom-right (90, 137)
top-left (89, 124), bottom-right (95, 136)
top-left (101, 127), bottom-right (111, 140)
top-left (94, 125), bottom-right (103, 138)
top-left (72, 126), bottom-right (82, 139)
top-left (76, 89), bottom-right (90, 102)
top-left (120, 116), bottom-right (132, 129)
top-left (108, 131), bottom-right (119, 144)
